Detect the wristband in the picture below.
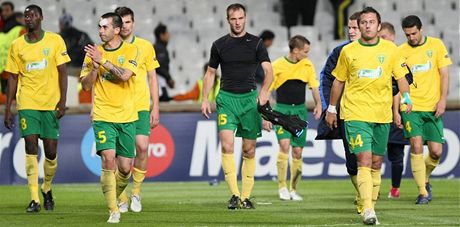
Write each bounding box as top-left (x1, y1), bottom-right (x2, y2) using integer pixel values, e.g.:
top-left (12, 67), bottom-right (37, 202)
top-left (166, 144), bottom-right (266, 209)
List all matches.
top-left (327, 105), bottom-right (337, 114)
top-left (401, 92), bottom-right (412, 105)
top-left (100, 58), bottom-right (108, 65)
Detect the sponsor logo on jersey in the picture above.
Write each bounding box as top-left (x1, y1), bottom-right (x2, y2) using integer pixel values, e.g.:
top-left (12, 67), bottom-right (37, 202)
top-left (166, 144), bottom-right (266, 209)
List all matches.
top-left (26, 59), bottom-right (47, 72)
top-left (358, 66), bottom-right (382, 79)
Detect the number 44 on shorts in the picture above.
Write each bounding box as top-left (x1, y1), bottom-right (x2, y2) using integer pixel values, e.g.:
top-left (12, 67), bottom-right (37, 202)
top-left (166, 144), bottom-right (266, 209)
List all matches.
top-left (349, 134), bottom-right (363, 149)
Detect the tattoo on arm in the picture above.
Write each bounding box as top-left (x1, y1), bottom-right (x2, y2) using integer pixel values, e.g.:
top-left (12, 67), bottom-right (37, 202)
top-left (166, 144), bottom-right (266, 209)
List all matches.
top-left (103, 61), bottom-right (126, 79)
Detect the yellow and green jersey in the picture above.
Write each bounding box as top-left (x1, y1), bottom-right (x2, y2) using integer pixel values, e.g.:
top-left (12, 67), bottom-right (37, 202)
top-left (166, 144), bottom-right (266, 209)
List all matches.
top-left (332, 38), bottom-right (408, 123)
top-left (270, 57), bottom-right (319, 91)
top-left (129, 36), bottom-right (160, 111)
top-left (80, 41), bottom-right (139, 123)
top-left (5, 31), bottom-right (70, 110)
top-left (398, 36), bottom-right (452, 111)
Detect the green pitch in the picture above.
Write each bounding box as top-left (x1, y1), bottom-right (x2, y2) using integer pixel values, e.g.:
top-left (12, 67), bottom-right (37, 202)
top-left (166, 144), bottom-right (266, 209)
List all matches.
top-left (1, 179), bottom-right (459, 226)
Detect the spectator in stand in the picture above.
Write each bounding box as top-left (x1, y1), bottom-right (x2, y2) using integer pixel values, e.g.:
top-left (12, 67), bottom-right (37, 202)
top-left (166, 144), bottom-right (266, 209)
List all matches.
top-left (154, 23), bottom-right (175, 102)
top-left (282, 0), bottom-right (317, 27)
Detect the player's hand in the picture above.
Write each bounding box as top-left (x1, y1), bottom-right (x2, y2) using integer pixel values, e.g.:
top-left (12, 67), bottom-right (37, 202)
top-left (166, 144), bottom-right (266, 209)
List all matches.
top-left (393, 112), bottom-right (403, 129)
top-left (201, 100), bottom-right (211, 119)
top-left (167, 79), bottom-right (175, 88)
top-left (4, 110), bottom-right (14, 130)
top-left (84, 44), bottom-right (103, 64)
top-left (262, 119), bottom-right (272, 132)
top-left (150, 108), bottom-right (160, 128)
top-left (55, 101), bottom-right (66, 119)
top-left (404, 103), bottom-right (412, 114)
top-left (313, 104), bottom-right (322, 120)
top-left (257, 90), bottom-right (269, 106)
top-left (435, 98), bottom-right (446, 118)
top-left (325, 111), bottom-right (338, 129)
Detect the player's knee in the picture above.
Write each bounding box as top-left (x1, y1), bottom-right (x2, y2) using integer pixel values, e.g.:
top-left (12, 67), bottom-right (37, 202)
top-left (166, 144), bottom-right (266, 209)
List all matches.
top-left (429, 150), bottom-right (442, 160)
top-left (410, 142), bottom-right (424, 154)
top-left (118, 165), bottom-right (131, 175)
top-left (135, 145), bottom-right (148, 159)
top-left (221, 142), bottom-right (234, 154)
top-left (44, 151), bottom-right (57, 160)
top-left (242, 149), bottom-right (255, 159)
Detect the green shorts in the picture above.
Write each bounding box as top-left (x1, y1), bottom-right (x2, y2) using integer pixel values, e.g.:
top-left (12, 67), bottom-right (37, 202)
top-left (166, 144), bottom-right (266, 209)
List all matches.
top-left (274, 103), bottom-right (307, 147)
top-left (92, 121), bottom-right (136, 158)
top-left (135, 111), bottom-right (151, 136)
top-left (401, 111), bottom-right (444, 143)
top-left (344, 121), bottom-right (390, 156)
top-left (18, 110), bottom-right (59, 139)
top-left (216, 90), bottom-right (261, 139)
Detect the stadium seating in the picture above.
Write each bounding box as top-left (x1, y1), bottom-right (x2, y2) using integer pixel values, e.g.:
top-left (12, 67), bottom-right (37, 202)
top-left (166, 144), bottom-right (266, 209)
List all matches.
top-left (10, 0), bottom-right (459, 104)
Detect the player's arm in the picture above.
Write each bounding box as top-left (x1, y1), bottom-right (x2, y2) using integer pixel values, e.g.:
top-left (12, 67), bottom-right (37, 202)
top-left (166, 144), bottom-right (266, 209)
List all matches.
top-left (201, 66), bottom-right (216, 119)
top-left (55, 64), bottom-right (68, 119)
top-left (148, 69), bottom-right (160, 128)
top-left (4, 72), bottom-right (18, 129)
top-left (258, 61), bottom-right (273, 105)
top-left (311, 87), bottom-right (322, 120)
top-left (396, 77), bottom-right (412, 113)
top-left (80, 57), bottom-right (99, 91)
top-left (393, 93), bottom-right (402, 128)
top-left (325, 79), bottom-right (344, 129)
top-left (84, 44), bottom-right (133, 82)
top-left (435, 66), bottom-right (449, 117)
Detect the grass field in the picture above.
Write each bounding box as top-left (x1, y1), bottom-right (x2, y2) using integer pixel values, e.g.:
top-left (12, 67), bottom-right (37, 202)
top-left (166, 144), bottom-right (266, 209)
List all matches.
top-left (1, 179), bottom-right (459, 226)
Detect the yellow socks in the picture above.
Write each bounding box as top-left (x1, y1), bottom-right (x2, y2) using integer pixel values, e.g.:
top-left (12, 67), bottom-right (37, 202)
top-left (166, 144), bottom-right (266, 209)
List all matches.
top-left (241, 157), bottom-right (255, 200)
top-left (425, 155), bottom-right (440, 182)
top-left (131, 167), bottom-right (147, 196)
top-left (25, 154), bottom-right (40, 203)
top-left (350, 175), bottom-right (360, 196)
top-left (289, 158), bottom-right (302, 191)
top-left (277, 151), bottom-right (289, 189)
top-left (357, 167), bottom-right (373, 210)
top-left (101, 169), bottom-right (118, 212)
top-left (42, 157), bottom-right (57, 193)
top-left (221, 153), bottom-right (240, 197)
top-left (115, 170), bottom-right (131, 198)
top-left (371, 169), bottom-right (381, 209)
top-left (411, 153), bottom-right (428, 196)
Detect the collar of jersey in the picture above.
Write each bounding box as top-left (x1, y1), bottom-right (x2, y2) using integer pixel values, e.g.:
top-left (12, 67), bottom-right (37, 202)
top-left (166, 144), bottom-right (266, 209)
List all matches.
top-left (358, 37), bottom-right (380, 47)
top-left (103, 41), bottom-right (123, 52)
top-left (24, 30), bottom-right (45, 44)
top-left (129, 35), bottom-right (136, 44)
top-left (408, 36), bottom-right (427, 47)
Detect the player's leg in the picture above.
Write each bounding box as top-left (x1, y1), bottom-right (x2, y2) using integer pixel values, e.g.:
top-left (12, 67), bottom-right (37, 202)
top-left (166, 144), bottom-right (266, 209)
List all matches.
top-left (93, 121), bottom-right (120, 223)
top-left (402, 111), bottom-right (429, 203)
top-left (18, 110), bottom-right (41, 212)
top-left (114, 123), bottom-right (136, 200)
top-left (289, 146), bottom-right (303, 201)
top-left (423, 113), bottom-right (445, 201)
top-left (387, 143), bottom-right (404, 199)
top-left (370, 123), bottom-right (389, 214)
top-left (40, 110), bottom-right (60, 211)
top-left (276, 138), bottom-right (290, 200)
top-left (241, 138), bottom-right (256, 208)
top-left (220, 130), bottom-right (240, 209)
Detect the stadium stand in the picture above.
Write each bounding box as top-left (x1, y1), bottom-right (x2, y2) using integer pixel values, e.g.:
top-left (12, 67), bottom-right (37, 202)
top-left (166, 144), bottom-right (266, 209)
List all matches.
top-left (7, 0), bottom-right (459, 106)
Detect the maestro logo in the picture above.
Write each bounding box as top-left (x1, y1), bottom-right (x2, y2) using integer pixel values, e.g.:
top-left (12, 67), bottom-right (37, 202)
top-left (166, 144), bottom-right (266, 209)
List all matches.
top-left (81, 128), bottom-right (101, 176)
top-left (146, 124), bottom-right (175, 177)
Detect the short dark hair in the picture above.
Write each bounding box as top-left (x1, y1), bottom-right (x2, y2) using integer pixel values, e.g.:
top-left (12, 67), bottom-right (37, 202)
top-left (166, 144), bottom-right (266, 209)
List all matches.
top-left (226, 3), bottom-right (246, 19)
top-left (288, 35), bottom-right (310, 52)
top-left (154, 23), bottom-right (167, 40)
top-left (401, 15), bottom-right (422, 30)
top-left (25, 4), bottom-right (42, 17)
top-left (259, 30), bottom-right (275, 41)
top-left (101, 12), bottom-right (122, 29)
top-left (380, 22), bottom-right (395, 35)
top-left (1, 1), bottom-right (14, 10)
top-left (114, 6), bottom-right (134, 21)
top-left (358, 7), bottom-right (381, 25)
top-left (349, 11), bottom-right (360, 21)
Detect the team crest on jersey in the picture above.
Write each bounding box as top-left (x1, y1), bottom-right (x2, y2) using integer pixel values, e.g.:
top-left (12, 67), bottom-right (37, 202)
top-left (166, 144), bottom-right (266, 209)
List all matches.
top-left (377, 54), bottom-right (385, 64)
top-left (117, 56), bottom-right (125, 65)
top-left (426, 50), bottom-right (433, 58)
top-left (43, 48), bottom-right (50, 56)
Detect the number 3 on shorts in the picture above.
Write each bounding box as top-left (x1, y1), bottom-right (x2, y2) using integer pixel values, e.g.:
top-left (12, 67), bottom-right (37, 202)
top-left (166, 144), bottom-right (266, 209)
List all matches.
top-left (218, 114), bottom-right (227, 126)
top-left (98, 130), bottom-right (107, 144)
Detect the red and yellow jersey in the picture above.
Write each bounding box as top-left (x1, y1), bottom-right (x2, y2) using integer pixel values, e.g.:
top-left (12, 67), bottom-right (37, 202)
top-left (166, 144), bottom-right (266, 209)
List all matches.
top-left (130, 36), bottom-right (160, 111)
top-left (270, 57), bottom-right (319, 90)
top-left (398, 36), bottom-right (452, 111)
top-left (5, 31), bottom-right (70, 110)
top-left (332, 38), bottom-right (408, 123)
top-left (80, 41), bottom-right (139, 123)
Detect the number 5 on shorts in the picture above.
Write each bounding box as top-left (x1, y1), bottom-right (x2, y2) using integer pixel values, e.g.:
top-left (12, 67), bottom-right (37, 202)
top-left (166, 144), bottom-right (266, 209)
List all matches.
top-left (98, 130), bottom-right (107, 144)
top-left (218, 114), bottom-right (227, 126)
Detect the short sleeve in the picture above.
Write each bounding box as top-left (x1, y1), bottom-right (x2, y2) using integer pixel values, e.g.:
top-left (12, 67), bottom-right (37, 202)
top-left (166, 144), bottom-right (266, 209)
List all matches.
top-left (208, 42), bottom-right (220, 69)
top-left (256, 40), bottom-right (270, 63)
top-left (436, 40), bottom-right (452, 68)
top-left (55, 35), bottom-right (71, 66)
top-left (145, 43), bottom-right (160, 72)
top-left (79, 54), bottom-right (93, 79)
top-left (392, 50), bottom-right (409, 80)
top-left (332, 50), bottom-right (349, 82)
top-left (5, 43), bottom-right (19, 74)
top-left (122, 45), bottom-right (139, 76)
